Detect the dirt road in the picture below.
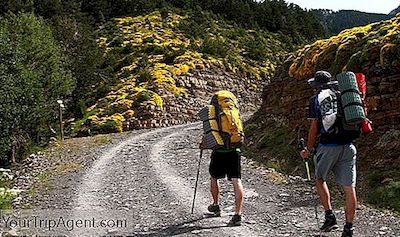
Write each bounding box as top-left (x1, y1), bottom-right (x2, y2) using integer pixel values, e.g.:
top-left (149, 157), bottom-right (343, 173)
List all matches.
top-left (10, 123), bottom-right (400, 236)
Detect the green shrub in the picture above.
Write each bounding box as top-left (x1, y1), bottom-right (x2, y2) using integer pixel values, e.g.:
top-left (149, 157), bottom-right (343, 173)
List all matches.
top-left (200, 37), bottom-right (229, 58)
top-left (91, 120), bottom-right (119, 134)
top-left (0, 191), bottom-right (15, 209)
top-left (163, 48), bottom-right (186, 64)
top-left (133, 91), bottom-right (153, 107)
top-left (368, 179), bottom-right (400, 213)
top-left (137, 69), bottom-right (153, 84)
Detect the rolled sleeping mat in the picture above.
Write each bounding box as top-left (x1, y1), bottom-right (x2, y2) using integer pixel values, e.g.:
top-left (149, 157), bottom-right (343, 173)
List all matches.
top-left (204, 132), bottom-right (223, 149)
top-left (338, 72), bottom-right (357, 91)
top-left (336, 72), bottom-right (366, 124)
top-left (343, 106), bottom-right (366, 124)
top-left (198, 106), bottom-right (210, 121)
top-left (341, 91), bottom-right (363, 107)
top-left (198, 106), bottom-right (224, 149)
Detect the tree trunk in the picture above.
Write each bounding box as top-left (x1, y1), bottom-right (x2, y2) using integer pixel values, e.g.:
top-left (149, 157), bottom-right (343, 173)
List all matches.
top-left (11, 145), bottom-right (16, 163)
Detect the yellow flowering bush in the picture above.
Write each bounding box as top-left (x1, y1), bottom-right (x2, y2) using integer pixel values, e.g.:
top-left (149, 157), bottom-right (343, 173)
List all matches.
top-left (288, 15), bottom-right (400, 80)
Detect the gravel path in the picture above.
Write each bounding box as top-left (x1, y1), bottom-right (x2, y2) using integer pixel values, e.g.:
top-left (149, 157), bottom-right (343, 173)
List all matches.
top-left (10, 123), bottom-right (400, 236)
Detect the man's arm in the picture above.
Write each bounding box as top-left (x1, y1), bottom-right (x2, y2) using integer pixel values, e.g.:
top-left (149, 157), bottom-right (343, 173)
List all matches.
top-left (300, 94), bottom-right (320, 159)
top-left (300, 119), bottom-right (319, 159)
top-left (307, 119), bottom-right (319, 150)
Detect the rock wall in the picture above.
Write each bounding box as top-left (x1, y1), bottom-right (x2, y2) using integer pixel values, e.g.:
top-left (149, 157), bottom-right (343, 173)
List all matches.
top-left (262, 68), bottom-right (400, 131)
top-left (262, 67), bottom-right (400, 168)
top-left (126, 69), bottom-right (265, 129)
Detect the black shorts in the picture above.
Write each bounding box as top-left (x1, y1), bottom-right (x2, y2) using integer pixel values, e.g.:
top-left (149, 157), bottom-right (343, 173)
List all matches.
top-left (209, 150), bottom-right (241, 180)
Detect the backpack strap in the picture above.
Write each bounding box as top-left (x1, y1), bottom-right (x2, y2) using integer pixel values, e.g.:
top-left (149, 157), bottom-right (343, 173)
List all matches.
top-left (342, 102), bottom-right (364, 109)
top-left (341, 88), bottom-right (362, 95)
top-left (211, 95), bottom-right (222, 133)
top-left (314, 95), bottom-right (320, 120)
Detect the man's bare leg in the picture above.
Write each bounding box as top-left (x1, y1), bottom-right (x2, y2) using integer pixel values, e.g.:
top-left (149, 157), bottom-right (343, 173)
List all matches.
top-left (316, 178), bottom-right (332, 211)
top-left (210, 177), bottom-right (219, 205)
top-left (343, 185), bottom-right (357, 223)
top-left (231, 178), bottom-right (244, 215)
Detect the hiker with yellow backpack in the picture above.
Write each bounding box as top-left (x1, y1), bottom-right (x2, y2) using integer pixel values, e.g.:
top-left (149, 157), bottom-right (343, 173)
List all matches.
top-left (198, 90), bottom-right (245, 226)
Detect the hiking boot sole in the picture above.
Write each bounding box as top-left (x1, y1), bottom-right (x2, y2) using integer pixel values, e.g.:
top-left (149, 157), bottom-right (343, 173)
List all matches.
top-left (204, 211), bottom-right (221, 217)
top-left (227, 221), bottom-right (241, 227)
top-left (203, 212), bottom-right (222, 218)
top-left (213, 211), bottom-right (221, 217)
top-left (321, 224), bottom-right (339, 232)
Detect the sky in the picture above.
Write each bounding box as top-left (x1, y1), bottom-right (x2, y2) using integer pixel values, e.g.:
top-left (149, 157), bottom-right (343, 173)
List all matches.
top-left (284, 0), bottom-right (400, 14)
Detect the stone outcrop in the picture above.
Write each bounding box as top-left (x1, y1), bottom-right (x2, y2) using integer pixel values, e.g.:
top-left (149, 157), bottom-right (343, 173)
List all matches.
top-left (126, 69), bottom-right (265, 129)
top-left (263, 69), bottom-right (400, 132)
top-left (262, 64), bottom-right (400, 171)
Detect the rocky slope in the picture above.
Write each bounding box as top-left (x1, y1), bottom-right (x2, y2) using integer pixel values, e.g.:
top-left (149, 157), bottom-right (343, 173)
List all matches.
top-left (247, 14), bottom-right (400, 212)
top-left (126, 69), bottom-right (264, 129)
top-left (72, 10), bottom-right (290, 135)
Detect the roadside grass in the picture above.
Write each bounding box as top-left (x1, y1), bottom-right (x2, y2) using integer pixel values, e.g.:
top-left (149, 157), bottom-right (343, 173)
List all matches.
top-left (366, 170), bottom-right (400, 215)
top-left (0, 169), bottom-right (16, 209)
top-left (243, 111), bottom-right (300, 175)
top-left (94, 135), bottom-right (111, 145)
top-left (0, 190), bottom-right (16, 209)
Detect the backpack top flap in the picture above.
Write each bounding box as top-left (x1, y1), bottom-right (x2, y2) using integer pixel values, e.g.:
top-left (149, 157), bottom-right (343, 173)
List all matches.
top-left (214, 90), bottom-right (239, 109)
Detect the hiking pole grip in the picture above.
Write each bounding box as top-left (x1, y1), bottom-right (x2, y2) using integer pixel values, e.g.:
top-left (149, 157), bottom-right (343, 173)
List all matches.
top-left (191, 149), bottom-right (203, 214)
top-left (298, 138), bottom-right (311, 181)
top-left (298, 138), bottom-right (306, 151)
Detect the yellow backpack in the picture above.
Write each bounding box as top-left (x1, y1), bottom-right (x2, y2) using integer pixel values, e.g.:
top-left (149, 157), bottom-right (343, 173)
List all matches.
top-left (198, 90), bottom-right (244, 150)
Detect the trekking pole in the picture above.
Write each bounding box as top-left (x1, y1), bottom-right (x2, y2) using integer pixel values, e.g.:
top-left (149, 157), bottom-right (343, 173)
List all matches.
top-left (298, 138), bottom-right (323, 237)
top-left (191, 149), bottom-right (203, 214)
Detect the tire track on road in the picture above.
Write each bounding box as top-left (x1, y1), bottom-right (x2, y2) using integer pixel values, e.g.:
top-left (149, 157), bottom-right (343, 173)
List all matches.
top-left (148, 125), bottom-right (260, 237)
top-left (72, 124), bottom-right (192, 236)
top-left (65, 123), bottom-right (400, 237)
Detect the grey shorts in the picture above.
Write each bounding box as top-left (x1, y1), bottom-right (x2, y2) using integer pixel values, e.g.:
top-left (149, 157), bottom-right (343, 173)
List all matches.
top-left (313, 144), bottom-right (357, 187)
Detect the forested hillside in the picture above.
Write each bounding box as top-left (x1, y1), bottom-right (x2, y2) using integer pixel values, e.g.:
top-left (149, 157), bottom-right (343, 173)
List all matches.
top-left (0, 0), bottom-right (323, 164)
top-left (0, 13), bottom-right (75, 164)
top-left (389, 5), bottom-right (400, 16)
top-left (312, 9), bottom-right (388, 35)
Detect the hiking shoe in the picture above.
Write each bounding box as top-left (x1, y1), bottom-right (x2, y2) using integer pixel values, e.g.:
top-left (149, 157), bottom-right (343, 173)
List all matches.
top-left (207, 204), bottom-right (221, 216)
top-left (227, 214), bottom-right (241, 226)
top-left (341, 226), bottom-right (354, 237)
top-left (320, 214), bottom-right (338, 232)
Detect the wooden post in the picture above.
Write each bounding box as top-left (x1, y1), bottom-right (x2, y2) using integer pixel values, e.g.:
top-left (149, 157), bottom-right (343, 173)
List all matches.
top-left (59, 105), bottom-right (64, 141)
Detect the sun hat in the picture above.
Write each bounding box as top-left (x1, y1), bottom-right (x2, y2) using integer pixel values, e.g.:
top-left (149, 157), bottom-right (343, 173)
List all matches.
top-left (308, 71), bottom-right (332, 87)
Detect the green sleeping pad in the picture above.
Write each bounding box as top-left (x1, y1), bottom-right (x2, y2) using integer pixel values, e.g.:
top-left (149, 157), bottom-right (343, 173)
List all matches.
top-left (336, 72), bottom-right (366, 124)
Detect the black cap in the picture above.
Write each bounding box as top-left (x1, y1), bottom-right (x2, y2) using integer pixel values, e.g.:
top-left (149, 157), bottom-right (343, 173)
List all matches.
top-left (308, 71), bottom-right (332, 87)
